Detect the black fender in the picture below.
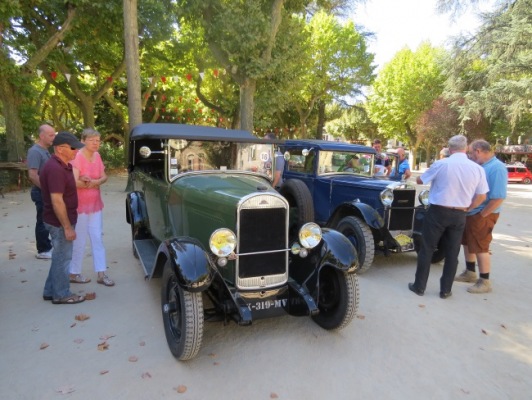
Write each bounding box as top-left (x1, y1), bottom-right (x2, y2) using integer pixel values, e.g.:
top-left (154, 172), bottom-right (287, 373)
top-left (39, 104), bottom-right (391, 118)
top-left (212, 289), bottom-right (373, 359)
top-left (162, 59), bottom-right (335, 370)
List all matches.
top-left (289, 228), bottom-right (358, 298)
top-left (154, 237), bottom-right (215, 292)
top-left (330, 201), bottom-right (384, 231)
top-left (126, 191), bottom-right (151, 240)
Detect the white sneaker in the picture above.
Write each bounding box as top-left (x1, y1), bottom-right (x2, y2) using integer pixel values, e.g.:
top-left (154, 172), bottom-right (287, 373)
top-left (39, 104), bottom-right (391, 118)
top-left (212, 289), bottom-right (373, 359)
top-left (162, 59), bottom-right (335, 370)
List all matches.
top-left (36, 250), bottom-right (52, 260)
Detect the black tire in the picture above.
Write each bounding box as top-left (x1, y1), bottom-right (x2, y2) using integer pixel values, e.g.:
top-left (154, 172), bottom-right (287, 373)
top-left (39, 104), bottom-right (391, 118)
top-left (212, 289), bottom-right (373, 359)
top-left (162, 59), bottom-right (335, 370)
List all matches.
top-left (336, 216), bottom-right (375, 273)
top-left (128, 208), bottom-right (139, 259)
top-left (161, 261), bottom-right (204, 360)
top-left (279, 179), bottom-right (315, 237)
top-left (413, 235), bottom-right (445, 264)
top-left (312, 268), bottom-right (359, 330)
top-left (523, 177), bottom-right (531, 184)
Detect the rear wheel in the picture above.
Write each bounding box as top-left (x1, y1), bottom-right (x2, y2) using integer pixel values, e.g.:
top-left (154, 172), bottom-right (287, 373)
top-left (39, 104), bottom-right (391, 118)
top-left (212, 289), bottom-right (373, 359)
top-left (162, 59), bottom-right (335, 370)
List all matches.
top-left (336, 216), bottom-right (375, 273)
top-left (161, 261), bottom-right (204, 360)
top-left (312, 268), bottom-right (359, 330)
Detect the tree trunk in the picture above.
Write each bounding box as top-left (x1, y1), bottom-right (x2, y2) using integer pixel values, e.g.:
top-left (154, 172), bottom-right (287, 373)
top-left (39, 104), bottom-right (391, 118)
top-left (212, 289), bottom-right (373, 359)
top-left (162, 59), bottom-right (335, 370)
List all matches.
top-left (316, 100), bottom-right (326, 140)
top-left (0, 79), bottom-right (25, 161)
top-left (123, 0), bottom-right (142, 136)
top-left (239, 78), bottom-right (256, 132)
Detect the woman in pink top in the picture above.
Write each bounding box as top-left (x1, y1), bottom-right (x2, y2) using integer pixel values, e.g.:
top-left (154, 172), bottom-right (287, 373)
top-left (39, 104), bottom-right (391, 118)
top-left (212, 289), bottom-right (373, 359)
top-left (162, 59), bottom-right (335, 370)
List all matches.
top-left (69, 129), bottom-right (114, 286)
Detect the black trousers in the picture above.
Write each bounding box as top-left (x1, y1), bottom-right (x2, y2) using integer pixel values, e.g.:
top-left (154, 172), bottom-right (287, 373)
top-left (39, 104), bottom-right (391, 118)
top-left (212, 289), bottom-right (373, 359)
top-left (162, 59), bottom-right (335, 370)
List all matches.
top-left (414, 205), bottom-right (467, 293)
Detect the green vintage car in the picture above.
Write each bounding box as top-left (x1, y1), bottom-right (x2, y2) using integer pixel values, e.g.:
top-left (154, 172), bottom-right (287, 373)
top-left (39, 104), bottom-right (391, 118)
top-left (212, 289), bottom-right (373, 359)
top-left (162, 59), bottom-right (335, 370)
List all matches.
top-left (125, 123), bottom-right (359, 360)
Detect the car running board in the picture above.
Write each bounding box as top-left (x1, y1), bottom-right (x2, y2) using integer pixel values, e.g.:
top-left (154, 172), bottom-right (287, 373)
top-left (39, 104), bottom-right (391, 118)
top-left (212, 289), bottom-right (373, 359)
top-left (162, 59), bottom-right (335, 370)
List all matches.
top-left (133, 239), bottom-right (158, 279)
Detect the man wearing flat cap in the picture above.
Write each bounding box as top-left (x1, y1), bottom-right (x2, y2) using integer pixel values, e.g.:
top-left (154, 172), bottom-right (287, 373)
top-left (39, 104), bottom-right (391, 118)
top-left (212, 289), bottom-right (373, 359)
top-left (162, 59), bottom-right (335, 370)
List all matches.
top-left (40, 132), bottom-right (87, 304)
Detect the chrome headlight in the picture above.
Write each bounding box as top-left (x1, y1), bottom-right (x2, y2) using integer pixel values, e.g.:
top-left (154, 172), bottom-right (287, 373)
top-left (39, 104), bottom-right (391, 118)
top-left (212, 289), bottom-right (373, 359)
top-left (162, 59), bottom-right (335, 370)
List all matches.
top-left (209, 228), bottom-right (236, 257)
top-left (380, 188), bottom-right (394, 206)
top-left (298, 222), bottom-right (322, 249)
top-left (418, 190), bottom-right (430, 206)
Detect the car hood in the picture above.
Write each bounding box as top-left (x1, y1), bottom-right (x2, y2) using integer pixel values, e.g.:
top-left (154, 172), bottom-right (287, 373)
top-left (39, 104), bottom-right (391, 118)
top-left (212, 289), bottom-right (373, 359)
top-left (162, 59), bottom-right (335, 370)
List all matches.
top-left (319, 175), bottom-right (409, 191)
top-left (173, 172), bottom-right (275, 200)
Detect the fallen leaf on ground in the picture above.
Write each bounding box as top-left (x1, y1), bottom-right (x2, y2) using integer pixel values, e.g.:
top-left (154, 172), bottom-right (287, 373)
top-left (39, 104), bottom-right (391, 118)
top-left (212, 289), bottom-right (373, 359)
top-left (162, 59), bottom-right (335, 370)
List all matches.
top-left (73, 338), bottom-right (84, 344)
top-left (174, 385), bottom-right (187, 393)
top-left (21, 280), bottom-right (27, 283)
top-left (481, 329), bottom-right (488, 335)
top-left (97, 341), bottom-right (109, 351)
top-left (357, 314), bottom-right (366, 319)
top-left (40, 343), bottom-right (49, 350)
top-left (418, 304), bottom-right (426, 308)
top-left (208, 353), bottom-right (216, 358)
top-left (85, 292), bottom-right (96, 300)
top-left (17, 225), bottom-right (23, 228)
top-left (20, 267), bottom-right (26, 272)
top-left (141, 372), bottom-right (152, 379)
top-left (99, 334), bottom-right (116, 340)
top-left (213, 362), bottom-right (219, 366)
top-left (56, 386), bottom-right (75, 395)
top-left (128, 356), bottom-right (138, 362)
top-left (70, 323), bottom-right (77, 328)
top-left (270, 393), bottom-right (279, 398)
top-left (139, 341), bottom-right (146, 346)
top-left (75, 314), bottom-right (90, 321)
top-left (500, 324), bottom-right (507, 329)
top-left (100, 370), bottom-right (109, 375)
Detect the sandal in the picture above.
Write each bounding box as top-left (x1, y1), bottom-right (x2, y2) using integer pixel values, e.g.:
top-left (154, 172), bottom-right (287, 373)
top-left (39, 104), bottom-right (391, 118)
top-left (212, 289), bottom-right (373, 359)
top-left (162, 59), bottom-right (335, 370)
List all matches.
top-left (97, 274), bottom-right (115, 287)
top-left (70, 274), bottom-right (91, 284)
top-left (52, 294), bottom-right (85, 304)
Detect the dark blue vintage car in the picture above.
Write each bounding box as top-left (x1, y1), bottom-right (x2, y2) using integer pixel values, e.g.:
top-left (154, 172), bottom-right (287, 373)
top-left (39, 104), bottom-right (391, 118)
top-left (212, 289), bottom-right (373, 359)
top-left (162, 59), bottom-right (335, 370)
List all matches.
top-left (125, 124), bottom-right (360, 360)
top-left (280, 140), bottom-right (439, 273)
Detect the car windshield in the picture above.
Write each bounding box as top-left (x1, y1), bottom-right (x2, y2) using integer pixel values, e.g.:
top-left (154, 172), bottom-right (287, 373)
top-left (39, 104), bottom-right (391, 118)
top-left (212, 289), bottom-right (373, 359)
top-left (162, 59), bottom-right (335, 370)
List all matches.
top-left (317, 151), bottom-right (374, 177)
top-left (168, 139), bottom-right (276, 180)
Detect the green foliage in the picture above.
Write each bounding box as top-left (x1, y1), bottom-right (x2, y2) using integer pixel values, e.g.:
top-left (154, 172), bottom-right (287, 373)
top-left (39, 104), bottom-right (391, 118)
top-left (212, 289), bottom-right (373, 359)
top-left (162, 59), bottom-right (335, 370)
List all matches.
top-left (367, 42), bottom-right (446, 146)
top-left (98, 141), bottom-right (126, 170)
top-left (444, 0), bottom-right (532, 130)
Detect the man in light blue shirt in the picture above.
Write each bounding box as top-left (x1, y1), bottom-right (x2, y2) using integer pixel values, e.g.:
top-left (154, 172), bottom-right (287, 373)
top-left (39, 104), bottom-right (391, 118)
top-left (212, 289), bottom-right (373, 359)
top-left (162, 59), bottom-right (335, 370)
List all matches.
top-left (456, 140), bottom-right (507, 293)
top-left (409, 135), bottom-right (489, 299)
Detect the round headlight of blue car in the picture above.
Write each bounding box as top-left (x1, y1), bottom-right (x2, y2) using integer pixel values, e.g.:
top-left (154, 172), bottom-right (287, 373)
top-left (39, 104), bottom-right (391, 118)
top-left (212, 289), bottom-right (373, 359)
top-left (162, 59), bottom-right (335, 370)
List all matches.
top-left (418, 189), bottom-right (430, 206)
top-left (209, 228), bottom-right (236, 257)
top-left (298, 222), bottom-right (322, 249)
top-left (380, 188), bottom-right (394, 206)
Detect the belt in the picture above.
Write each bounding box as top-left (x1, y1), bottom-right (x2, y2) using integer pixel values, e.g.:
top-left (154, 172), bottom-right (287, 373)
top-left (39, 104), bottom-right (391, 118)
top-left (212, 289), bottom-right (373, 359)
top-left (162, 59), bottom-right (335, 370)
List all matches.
top-left (432, 204), bottom-right (468, 212)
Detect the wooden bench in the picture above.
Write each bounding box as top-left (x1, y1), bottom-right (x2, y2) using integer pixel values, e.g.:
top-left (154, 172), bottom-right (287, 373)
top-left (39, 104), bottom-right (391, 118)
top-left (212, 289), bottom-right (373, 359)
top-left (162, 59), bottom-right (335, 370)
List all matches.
top-left (0, 162), bottom-right (29, 198)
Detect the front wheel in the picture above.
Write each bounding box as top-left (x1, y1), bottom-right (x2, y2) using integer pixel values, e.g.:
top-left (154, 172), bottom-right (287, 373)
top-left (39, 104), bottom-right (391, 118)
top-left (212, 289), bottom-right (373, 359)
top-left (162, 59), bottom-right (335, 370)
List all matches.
top-left (336, 216), bottom-right (375, 273)
top-left (161, 261), bottom-right (204, 360)
top-left (312, 268), bottom-right (359, 330)
top-left (413, 235), bottom-right (445, 264)
top-left (523, 177), bottom-right (531, 184)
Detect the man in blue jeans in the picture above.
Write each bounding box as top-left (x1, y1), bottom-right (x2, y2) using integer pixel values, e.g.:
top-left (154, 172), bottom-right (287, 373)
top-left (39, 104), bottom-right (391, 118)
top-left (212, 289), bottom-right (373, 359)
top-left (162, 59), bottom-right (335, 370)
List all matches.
top-left (27, 124), bottom-right (56, 259)
top-left (40, 132), bottom-right (86, 304)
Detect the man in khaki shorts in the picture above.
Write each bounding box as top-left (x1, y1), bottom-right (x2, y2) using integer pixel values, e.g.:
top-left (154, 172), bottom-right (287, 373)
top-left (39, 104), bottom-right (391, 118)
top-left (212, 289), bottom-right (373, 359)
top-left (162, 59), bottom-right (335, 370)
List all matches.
top-left (456, 140), bottom-right (507, 293)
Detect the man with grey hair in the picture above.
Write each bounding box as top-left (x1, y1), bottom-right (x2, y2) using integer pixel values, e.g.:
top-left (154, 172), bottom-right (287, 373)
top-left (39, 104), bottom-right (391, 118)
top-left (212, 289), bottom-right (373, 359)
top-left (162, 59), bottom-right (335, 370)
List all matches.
top-left (409, 135), bottom-right (489, 299)
top-left (455, 139), bottom-right (507, 293)
top-left (27, 124), bottom-right (55, 259)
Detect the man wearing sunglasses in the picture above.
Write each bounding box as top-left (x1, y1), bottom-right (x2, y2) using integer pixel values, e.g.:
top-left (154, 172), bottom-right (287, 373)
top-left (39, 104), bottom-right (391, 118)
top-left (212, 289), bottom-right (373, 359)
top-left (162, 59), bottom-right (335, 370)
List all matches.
top-left (40, 132), bottom-right (86, 304)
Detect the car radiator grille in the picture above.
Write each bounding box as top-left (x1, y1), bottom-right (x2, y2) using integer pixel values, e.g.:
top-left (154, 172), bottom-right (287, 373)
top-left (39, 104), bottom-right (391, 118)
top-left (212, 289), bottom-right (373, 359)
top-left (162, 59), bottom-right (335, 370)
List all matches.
top-left (387, 189), bottom-right (416, 231)
top-left (236, 194), bottom-right (288, 290)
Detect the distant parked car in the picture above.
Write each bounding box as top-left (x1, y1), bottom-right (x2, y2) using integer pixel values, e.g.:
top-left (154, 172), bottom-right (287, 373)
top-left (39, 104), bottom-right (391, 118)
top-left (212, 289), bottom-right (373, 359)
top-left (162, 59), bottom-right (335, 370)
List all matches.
top-left (506, 164), bottom-right (532, 184)
top-left (125, 124), bottom-right (359, 360)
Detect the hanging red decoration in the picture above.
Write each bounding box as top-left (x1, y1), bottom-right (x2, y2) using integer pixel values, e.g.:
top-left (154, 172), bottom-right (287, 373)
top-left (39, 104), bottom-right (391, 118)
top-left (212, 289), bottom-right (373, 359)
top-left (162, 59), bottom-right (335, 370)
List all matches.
top-left (50, 71), bottom-right (58, 80)
top-left (213, 69), bottom-right (219, 78)
top-left (187, 108), bottom-right (191, 113)
top-left (149, 106), bottom-right (153, 112)
top-left (179, 96), bottom-right (182, 102)
top-left (186, 73), bottom-right (192, 81)
top-left (174, 108), bottom-right (178, 113)
top-left (166, 115), bottom-right (170, 120)
top-left (195, 97), bottom-right (199, 103)
top-left (161, 76), bottom-right (166, 83)
top-left (145, 94), bottom-right (150, 99)
top-left (161, 95), bottom-right (167, 102)
top-left (219, 118), bottom-right (224, 122)
top-left (161, 108), bottom-right (166, 113)
top-left (199, 109), bottom-right (202, 114)
top-left (107, 76), bottom-right (113, 82)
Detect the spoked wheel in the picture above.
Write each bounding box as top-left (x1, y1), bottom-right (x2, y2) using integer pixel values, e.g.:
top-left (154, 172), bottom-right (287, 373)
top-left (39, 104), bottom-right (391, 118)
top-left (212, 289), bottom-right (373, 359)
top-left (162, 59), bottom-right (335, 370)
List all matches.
top-left (336, 216), bottom-right (375, 273)
top-left (161, 261), bottom-right (204, 360)
top-left (312, 267), bottom-right (359, 331)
